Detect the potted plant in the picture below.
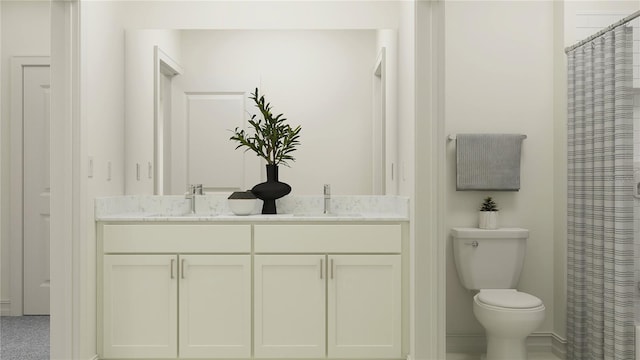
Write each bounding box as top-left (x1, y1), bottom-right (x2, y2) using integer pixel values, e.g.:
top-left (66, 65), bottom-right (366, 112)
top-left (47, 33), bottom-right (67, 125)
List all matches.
top-left (230, 88), bottom-right (301, 214)
top-left (479, 196), bottom-right (498, 229)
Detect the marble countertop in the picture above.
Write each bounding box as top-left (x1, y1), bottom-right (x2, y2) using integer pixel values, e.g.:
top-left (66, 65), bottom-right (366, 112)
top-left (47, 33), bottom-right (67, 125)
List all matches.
top-left (95, 195), bottom-right (410, 222)
top-left (96, 212), bottom-right (408, 222)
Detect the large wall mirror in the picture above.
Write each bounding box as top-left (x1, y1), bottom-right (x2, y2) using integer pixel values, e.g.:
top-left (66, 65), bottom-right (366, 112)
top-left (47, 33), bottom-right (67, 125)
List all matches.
top-left (125, 29), bottom-right (397, 196)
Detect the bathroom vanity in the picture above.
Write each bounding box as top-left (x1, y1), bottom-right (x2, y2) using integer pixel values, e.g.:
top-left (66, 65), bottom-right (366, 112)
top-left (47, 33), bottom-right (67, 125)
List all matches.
top-left (95, 196), bottom-right (410, 360)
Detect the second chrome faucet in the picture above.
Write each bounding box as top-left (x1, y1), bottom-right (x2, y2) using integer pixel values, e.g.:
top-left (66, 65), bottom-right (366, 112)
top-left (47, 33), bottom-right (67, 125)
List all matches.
top-left (324, 184), bottom-right (331, 214)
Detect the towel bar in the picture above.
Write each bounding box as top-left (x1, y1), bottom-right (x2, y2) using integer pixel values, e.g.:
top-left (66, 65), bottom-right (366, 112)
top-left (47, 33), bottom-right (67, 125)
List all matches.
top-left (448, 134), bottom-right (527, 141)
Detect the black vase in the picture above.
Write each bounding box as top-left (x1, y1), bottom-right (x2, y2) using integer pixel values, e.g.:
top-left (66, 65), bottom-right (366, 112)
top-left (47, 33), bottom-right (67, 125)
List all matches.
top-left (251, 164), bottom-right (291, 214)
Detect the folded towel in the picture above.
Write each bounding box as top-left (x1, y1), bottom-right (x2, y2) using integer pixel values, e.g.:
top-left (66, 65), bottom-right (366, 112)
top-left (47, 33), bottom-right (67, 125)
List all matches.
top-left (456, 133), bottom-right (524, 191)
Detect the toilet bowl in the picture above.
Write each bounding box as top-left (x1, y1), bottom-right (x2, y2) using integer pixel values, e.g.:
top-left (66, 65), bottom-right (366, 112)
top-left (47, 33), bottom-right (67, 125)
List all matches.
top-left (473, 289), bottom-right (545, 360)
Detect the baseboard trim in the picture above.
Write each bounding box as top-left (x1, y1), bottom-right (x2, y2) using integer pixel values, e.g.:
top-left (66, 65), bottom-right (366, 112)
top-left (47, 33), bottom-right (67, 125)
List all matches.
top-left (446, 333), bottom-right (486, 354)
top-left (447, 332), bottom-right (567, 358)
top-left (0, 300), bottom-right (11, 316)
top-left (88, 355), bottom-right (99, 360)
top-left (551, 332), bottom-right (567, 359)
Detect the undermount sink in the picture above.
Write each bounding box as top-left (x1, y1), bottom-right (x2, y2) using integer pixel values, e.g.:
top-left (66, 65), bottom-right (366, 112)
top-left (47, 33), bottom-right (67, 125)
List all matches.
top-left (147, 213), bottom-right (217, 218)
top-left (142, 213), bottom-right (364, 218)
top-left (293, 213), bottom-right (362, 217)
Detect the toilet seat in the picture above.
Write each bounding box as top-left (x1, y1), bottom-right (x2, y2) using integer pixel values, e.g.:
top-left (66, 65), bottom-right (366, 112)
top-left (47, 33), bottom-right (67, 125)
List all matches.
top-left (476, 289), bottom-right (543, 309)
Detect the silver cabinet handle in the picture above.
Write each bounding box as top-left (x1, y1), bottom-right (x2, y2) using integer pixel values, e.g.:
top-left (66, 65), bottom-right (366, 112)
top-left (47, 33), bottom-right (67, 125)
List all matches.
top-left (465, 241), bottom-right (479, 248)
top-left (330, 259), bottom-right (334, 279)
top-left (181, 259), bottom-right (185, 279)
top-left (320, 259), bottom-right (323, 279)
top-left (170, 259), bottom-right (175, 279)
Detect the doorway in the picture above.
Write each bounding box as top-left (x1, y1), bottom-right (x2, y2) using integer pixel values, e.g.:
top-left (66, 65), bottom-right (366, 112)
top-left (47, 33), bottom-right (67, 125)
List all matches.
top-left (154, 46), bottom-right (182, 195)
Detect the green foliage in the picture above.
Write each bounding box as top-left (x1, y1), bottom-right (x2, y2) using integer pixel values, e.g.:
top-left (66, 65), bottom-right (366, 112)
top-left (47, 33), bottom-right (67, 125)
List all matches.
top-left (230, 88), bottom-right (302, 167)
top-left (480, 196), bottom-right (498, 212)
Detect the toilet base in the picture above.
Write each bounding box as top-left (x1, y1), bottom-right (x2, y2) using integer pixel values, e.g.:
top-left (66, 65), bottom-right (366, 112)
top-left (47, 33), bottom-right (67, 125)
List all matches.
top-left (486, 336), bottom-right (527, 360)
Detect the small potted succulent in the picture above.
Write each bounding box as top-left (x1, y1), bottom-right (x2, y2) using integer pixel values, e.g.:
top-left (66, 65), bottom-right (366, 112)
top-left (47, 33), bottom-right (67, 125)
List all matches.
top-left (227, 190), bottom-right (258, 216)
top-left (479, 196), bottom-right (498, 229)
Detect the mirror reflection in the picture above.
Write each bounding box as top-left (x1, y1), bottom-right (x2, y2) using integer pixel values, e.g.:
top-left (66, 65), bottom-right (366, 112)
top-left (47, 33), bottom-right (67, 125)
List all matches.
top-left (126, 29), bottom-right (396, 195)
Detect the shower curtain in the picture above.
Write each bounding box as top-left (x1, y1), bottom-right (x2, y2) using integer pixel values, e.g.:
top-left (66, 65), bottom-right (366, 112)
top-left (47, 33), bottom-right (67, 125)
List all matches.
top-left (567, 26), bottom-right (635, 360)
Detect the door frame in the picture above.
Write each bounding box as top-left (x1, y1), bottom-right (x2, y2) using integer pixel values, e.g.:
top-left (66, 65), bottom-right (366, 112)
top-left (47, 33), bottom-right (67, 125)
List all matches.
top-left (372, 47), bottom-right (386, 195)
top-left (414, 1), bottom-right (447, 358)
top-left (153, 46), bottom-right (183, 195)
top-left (50, 0), bottom-right (81, 358)
top-left (10, 56), bottom-right (50, 316)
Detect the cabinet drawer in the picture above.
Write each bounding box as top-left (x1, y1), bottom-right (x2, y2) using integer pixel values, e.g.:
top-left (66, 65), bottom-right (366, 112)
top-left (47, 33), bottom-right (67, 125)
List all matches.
top-left (103, 225), bottom-right (251, 253)
top-left (254, 224), bottom-right (401, 253)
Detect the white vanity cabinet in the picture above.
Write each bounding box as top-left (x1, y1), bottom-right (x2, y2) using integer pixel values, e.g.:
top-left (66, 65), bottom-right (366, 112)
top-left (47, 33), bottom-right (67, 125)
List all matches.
top-left (98, 221), bottom-right (406, 360)
top-left (102, 254), bottom-right (178, 359)
top-left (178, 254), bottom-right (252, 358)
top-left (327, 254), bottom-right (401, 358)
top-left (254, 255), bottom-right (327, 358)
top-left (99, 224), bottom-right (252, 359)
top-left (254, 225), bottom-right (402, 359)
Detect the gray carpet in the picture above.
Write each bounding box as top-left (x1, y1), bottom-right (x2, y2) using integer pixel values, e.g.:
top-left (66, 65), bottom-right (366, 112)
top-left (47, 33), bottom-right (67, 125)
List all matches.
top-left (0, 316), bottom-right (49, 360)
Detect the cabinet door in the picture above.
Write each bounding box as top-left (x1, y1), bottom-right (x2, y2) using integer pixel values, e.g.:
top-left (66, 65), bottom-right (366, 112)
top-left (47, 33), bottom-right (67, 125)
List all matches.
top-left (254, 255), bottom-right (326, 358)
top-left (103, 254), bottom-right (178, 359)
top-left (178, 255), bottom-right (251, 358)
top-left (328, 255), bottom-right (401, 359)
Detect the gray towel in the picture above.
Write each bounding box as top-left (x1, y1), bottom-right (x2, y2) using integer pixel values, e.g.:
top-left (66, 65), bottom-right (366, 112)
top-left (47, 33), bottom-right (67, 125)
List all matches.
top-left (456, 134), bottom-right (524, 191)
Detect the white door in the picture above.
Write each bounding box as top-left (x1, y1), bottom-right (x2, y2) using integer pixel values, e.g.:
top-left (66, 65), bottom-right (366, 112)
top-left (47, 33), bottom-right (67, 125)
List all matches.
top-left (170, 75), bottom-right (260, 194)
top-left (327, 255), bottom-right (401, 359)
top-left (178, 255), bottom-right (251, 358)
top-left (23, 65), bottom-right (51, 315)
top-left (102, 255), bottom-right (178, 359)
top-left (254, 255), bottom-right (326, 358)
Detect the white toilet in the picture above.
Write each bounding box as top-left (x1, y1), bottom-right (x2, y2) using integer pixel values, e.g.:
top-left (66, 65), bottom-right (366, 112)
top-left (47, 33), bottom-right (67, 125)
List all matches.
top-left (451, 228), bottom-right (545, 360)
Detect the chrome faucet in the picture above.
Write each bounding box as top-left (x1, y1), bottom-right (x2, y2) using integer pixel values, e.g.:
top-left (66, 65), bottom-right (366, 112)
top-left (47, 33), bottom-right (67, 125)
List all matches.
top-left (323, 184), bottom-right (331, 214)
top-left (185, 184), bottom-right (204, 214)
top-left (186, 185), bottom-right (196, 214)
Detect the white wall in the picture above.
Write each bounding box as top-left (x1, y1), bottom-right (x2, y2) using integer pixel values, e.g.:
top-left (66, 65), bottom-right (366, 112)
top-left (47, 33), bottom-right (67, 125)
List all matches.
top-left (444, 0), bottom-right (556, 337)
top-left (564, 1), bottom-right (640, 47)
top-left (81, 1), bottom-right (413, 358)
top-left (82, 3), bottom-right (128, 198)
top-left (553, 0), bottom-right (568, 341)
top-left (0, 0), bottom-right (50, 316)
top-left (81, 2), bottom-right (129, 356)
top-left (397, 3), bottom-right (414, 199)
top-left (125, 29), bottom-right (181, 195)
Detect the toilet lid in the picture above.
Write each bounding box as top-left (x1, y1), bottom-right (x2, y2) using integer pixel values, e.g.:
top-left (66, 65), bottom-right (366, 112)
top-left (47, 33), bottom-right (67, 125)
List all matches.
top-left (477, 289), bottom-right (543, 309)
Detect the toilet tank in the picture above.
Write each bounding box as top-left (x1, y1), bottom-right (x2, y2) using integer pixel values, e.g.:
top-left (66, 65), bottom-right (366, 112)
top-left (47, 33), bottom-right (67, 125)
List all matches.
top-left (451, 228), bottom-right (529, 291)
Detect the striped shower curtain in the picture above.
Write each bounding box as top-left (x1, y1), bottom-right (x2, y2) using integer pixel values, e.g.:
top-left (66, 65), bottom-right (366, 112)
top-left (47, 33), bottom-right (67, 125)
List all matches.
top-left (567, 26), bottom-right (635, 360)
